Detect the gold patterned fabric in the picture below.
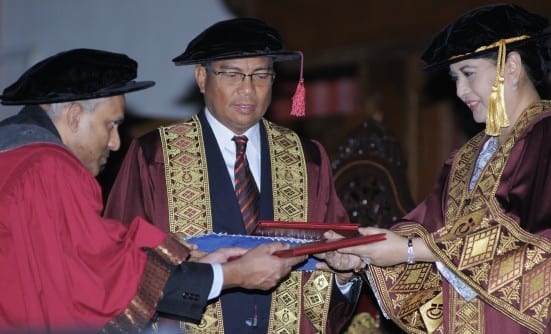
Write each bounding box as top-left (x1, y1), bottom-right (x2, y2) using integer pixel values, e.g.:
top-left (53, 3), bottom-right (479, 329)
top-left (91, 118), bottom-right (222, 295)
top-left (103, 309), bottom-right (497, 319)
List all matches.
top-left (103, 234), bottom-right (191, 333)
top-left (367, 102), bottom-right (551, 333)
top-left (159, 115), bottom-right (334, 333)
top-left (344, 312), bottom-right (382, 334)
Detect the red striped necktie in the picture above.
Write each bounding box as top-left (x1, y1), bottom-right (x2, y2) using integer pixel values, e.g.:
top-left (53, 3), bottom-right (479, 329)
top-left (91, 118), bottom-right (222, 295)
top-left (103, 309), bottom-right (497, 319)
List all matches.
top-left (232, 135), bottom-right (260, 234)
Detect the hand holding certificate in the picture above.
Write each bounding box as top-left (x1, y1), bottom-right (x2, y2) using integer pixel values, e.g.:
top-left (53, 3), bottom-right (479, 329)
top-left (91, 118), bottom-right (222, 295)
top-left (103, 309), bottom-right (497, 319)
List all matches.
top-left (272, 233), bottom-right (387, 257)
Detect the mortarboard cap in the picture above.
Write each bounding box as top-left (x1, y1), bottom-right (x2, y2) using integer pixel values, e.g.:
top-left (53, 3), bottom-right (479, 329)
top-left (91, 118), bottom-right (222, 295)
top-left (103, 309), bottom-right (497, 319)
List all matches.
top-left (173, 18), bottom-right (306, 116)
top-left (421, 3), bottom-right (550, 136)
top-left (421, 3), bottom-right (549, 71)
top-left (172, 18), bottom-right (300, 65)
top-left (0, 48), bottom-right (155, 106)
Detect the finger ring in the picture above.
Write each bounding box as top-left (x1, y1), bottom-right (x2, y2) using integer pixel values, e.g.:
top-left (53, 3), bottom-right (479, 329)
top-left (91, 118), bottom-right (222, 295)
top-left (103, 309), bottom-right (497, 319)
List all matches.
top-left (361, 256), bottom-right (371, 265)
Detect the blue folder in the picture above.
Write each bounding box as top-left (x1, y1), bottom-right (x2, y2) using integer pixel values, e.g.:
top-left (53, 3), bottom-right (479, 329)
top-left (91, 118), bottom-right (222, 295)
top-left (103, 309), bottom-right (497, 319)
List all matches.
top-left (186, 233), bottom-right (321, 271)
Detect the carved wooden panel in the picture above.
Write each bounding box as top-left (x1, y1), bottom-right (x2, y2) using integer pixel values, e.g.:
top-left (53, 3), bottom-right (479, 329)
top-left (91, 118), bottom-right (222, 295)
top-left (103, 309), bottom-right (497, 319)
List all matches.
top-left (332, 119), bottom-right (415, 227)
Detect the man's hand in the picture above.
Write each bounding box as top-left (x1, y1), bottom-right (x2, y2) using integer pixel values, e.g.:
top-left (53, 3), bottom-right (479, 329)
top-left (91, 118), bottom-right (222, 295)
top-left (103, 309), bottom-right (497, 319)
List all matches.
top-left (312, 231), bottom-right (363, 284)
top-left (222, 242), bottom-right (307, 290)
top-left (194, 247), bottom-right (248, 264)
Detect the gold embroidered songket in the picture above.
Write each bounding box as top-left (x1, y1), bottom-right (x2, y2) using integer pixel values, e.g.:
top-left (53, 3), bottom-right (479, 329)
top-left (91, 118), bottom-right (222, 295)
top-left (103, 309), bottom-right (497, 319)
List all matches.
top-left (159, 115), bottom-right (334, 333)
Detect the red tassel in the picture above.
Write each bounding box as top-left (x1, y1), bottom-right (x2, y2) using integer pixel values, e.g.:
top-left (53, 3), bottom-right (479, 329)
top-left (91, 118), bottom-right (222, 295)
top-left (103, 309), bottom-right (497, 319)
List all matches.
top-left (291, 78), bottom-right (305, 117)
top-left (290, 51), bottom-right (305, 117)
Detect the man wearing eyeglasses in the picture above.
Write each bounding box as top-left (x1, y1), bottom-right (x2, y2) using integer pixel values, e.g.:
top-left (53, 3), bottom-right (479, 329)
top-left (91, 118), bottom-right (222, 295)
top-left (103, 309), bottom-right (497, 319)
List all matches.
top-left (105, 18), bottom-right (359, 334)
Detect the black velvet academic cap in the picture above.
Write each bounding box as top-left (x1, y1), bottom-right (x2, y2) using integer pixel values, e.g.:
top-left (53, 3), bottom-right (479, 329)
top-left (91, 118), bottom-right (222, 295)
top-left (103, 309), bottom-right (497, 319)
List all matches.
top-left (172, 17), bottom-right (300, 65)
top-left (0, 48), bottom-right (155, 105)
top-left (421, 3), bottom-right (550, 71)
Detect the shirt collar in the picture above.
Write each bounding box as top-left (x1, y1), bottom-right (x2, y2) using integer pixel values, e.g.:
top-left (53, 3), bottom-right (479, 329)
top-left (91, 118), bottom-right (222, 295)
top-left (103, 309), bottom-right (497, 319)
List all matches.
top-left (204, 108), bottom-right (261, 149)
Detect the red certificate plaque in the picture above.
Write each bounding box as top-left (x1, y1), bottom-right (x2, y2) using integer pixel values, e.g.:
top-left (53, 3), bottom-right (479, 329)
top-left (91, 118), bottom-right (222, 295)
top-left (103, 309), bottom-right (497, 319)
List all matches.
top-left (252, 220), bottom-right (361, 240)
top-left (273, 233), bottom-right (386, 257)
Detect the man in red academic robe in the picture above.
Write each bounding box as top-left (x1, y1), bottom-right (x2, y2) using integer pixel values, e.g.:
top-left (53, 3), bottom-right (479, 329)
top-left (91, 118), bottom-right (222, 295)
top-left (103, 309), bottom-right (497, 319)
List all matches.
top-left (0, 48), bottom-right (306, 333)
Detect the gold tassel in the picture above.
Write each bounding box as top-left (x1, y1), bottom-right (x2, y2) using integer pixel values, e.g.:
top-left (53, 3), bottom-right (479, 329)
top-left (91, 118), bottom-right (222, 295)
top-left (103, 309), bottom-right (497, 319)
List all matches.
top-left (485, 39), bottom-right (510, 136)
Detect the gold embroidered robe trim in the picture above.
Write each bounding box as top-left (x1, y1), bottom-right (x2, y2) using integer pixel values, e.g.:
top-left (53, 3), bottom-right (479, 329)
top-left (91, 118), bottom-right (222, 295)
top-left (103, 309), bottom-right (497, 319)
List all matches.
top-left (367, 224), bottom-right (444, 334)
top-left (159, 116), bottom-right (333, 333)
top-left (448, 289), bottom-right (483, 334)
top-left (367, 102), bottom-right (551, 334)
top-left (262, 118), bottom-right (333, 334)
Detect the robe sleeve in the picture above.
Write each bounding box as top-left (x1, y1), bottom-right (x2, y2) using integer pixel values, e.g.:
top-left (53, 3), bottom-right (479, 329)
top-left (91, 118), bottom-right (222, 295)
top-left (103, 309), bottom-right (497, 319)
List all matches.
top-left (305, 139), bottom-right (350, 223)
top-left (104, 131), bottom-right (170, 232)
top-left (498, 114), bottom-right (551, 236)
top-left (156, 261), bottom-right (213, 321)
top-left (398, 152), bottom-right (455, 229)
top-left (303, 139), bottom-right (358, 334)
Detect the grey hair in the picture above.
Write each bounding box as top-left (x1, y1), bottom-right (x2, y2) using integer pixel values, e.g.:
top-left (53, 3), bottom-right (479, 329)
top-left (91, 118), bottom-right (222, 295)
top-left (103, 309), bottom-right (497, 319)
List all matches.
top-left (46, 97), bottom-right (108, 119)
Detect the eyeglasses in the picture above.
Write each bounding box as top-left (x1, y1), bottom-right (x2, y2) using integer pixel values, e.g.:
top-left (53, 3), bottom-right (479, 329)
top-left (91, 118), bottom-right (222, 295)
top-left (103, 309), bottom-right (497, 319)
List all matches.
top-left (203, 64), bottom-right (275, 87)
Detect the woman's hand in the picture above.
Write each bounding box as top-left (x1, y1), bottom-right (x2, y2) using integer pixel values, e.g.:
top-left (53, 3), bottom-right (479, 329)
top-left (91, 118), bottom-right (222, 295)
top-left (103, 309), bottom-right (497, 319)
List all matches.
top-left (334, 227), bottom-right (409, 266)
top-left (334, 227), bottom-right (438, 266)
top-left (313, 230), bottom-right (364, 284)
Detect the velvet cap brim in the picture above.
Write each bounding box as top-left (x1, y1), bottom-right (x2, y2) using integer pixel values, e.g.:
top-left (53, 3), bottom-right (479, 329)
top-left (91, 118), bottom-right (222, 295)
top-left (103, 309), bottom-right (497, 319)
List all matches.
top-left (172, 17), bottom-right (300, 65)
top-left (421, 3), bottom-right (550, 71)
top-left (1, 48), bottom-right (155, 105)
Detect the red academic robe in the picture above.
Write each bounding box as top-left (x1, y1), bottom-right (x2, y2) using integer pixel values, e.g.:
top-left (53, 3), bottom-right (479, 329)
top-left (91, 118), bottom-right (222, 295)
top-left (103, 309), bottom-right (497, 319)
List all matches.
top-left (0, 143), bottom-right (176, 332)
top-left (104, 120), bottom-right (356, 333)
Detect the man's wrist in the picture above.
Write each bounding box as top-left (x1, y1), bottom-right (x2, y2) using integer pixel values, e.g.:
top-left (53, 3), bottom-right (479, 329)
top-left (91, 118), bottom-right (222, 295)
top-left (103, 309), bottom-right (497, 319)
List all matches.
top-left (335, 272), bottom-right (356, 285)
top-left (335, 258), bottom-right (368, 285)
top-left (334, 272), bottom-right (362, 303)
top-left (208, 263), bottom-right (223, 300)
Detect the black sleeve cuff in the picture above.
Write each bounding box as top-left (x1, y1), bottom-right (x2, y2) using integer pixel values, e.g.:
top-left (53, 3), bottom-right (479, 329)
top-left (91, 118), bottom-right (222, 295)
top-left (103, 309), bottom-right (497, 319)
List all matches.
top-left (156, 261), bottom-right (214, 321)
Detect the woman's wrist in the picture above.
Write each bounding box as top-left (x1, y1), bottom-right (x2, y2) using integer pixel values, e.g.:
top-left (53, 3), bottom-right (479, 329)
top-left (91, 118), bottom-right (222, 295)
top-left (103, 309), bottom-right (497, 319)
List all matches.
top-left (406, 236), bottom-right (416, 264)
top-left (405, 237), bottom-right (440, 263)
